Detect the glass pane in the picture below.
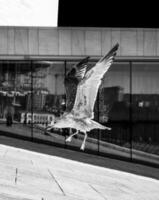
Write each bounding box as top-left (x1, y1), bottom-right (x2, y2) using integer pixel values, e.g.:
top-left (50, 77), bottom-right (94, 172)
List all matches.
top-left (32, 61), bottom-right (65, 145)
top-left (99, 62), bottom-right (131, 158)
top-left (0, 61), bottom-right (32, 138)
top-left (132, 62), bottom-right (159, 160)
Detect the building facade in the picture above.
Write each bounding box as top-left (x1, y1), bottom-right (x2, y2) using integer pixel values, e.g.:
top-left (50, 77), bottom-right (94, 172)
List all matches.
top-left (0, 27), bottom-right (159, 58)
top-left (0, 26), bottom-right (159, 165)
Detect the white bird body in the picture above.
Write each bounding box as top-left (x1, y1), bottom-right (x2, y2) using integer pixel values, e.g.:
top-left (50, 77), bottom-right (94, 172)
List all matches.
top-left (47, 44), bottom-right (119, 150)
top-left (53, 112), bottom-right (109, 132)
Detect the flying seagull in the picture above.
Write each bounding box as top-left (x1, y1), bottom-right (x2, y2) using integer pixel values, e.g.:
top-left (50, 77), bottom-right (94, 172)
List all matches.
top-left (47, 56), bottom-right (89, 134)
top-left (47, 43), bottom-right (119, 150)
top-left (63, 56), bottom-right (90, 135)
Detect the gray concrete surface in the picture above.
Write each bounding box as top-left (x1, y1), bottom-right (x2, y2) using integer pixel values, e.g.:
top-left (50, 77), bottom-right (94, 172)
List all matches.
top-left (0, 136), bottom-right (159, 200)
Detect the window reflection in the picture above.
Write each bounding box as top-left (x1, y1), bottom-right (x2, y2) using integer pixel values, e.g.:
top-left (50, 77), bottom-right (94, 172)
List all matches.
top-left (99, 63), bottom-right (130, 121)
top-left (0, 60), bottom-right (159, 160)
top-left (0, 61), bottom-right (32, 138)
top-left (32, 62), bottom-right (65, 113)
top-left (32, 61), bottom-right (65, 124)
top-left (0, 61), bottom-right (31, 123)
top-left (132, 63), bottom-right (159, 153)
top-left (132, 63), bottom-right (159, 121)
top-left (30, 61), bottom-right (66, 145)
top-left (98, 62), bottom-right (130, 150)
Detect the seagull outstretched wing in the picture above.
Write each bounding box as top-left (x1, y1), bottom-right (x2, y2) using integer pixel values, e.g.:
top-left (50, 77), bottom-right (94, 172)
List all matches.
top-left (64, 56), bottom-right (90, 112)
top-left (72, 43), bottom-right (119, 119)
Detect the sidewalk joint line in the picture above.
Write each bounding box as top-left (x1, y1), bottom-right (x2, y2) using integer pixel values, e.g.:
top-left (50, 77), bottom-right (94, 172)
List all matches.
top-left (89, 184), bottom-right (108, 200)
top-left (15, 168), bottom-right (18, 184)
top-left (48, 169), bottom-right (66, 196)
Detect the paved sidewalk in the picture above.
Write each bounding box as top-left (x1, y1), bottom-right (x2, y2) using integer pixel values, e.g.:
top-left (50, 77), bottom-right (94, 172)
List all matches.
top-left (0, 136), bottom-right (159, 200)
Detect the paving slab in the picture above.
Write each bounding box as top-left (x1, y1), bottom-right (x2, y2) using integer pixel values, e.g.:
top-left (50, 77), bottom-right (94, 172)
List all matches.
top-left (0, 136), bottom-right (159, 200)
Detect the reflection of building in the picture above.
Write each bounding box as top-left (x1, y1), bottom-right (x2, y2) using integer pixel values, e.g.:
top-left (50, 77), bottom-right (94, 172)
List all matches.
top-left (33, 93), bottom-right (46, 111)
top-left (0, 62), bottom-right (32, 120)
top-left (26, 93), bottom-right (47, 111)
top-left (99, 86), bottom-right (124, 122)
top-left (101, 86), bottom-right (124, 104)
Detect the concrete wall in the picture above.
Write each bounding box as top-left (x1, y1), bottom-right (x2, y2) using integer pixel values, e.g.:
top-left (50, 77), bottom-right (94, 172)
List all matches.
top-left (0, 26), bottom-right (159, 58)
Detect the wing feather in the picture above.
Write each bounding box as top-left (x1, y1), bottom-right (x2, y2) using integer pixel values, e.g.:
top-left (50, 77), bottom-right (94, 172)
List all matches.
top-left (72, 43), bottom-right (119, 119)
top-left (65, 56), bottom-right (89, 112)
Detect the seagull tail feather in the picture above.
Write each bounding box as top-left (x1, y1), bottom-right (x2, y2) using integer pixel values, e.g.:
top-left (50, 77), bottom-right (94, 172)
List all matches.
top-left (90, 120), bottom-right (111, 131)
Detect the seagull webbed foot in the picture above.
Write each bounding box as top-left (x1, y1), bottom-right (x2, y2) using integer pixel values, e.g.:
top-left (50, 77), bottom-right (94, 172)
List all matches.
top-left (107, 127), bottom-right (111, 131)
top-left (66, 130), bottom-right (79, 142)
top-left (80, 143), bottom-right (85, 151)
top-left (80, 132), bottom-right (87, 151)
top-left (46, 126), bottom-right (53, 131)
top-left (65, 136), bottom-right (72, 142)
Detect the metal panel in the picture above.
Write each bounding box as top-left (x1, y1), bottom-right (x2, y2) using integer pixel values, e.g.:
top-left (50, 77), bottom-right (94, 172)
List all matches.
top-left (7, 28), bottom-right (15, 54)
top-left (39, 29), bottom-right (58, 55)
top-left (101, 29), bottom-right (111, 55)
top-left (143, 30), bottom-right (157, 56)
top-left (15, 28), bottom-right (29, 55)
top-left (156, 30), bottom-right (159, 56)
top-left (71, 30), bottom-right (85, 55)
top-left (59, 29), bottom-right (71, 55)
top-left (28, 28), bottom-right (39, 55)
top-left (121, 30), bottom-right (137, 56)
top-left (0, 27), bottom-right (159, 57)
top-left (136, 29), bottom-right (144, 56)
top-left (0, 28), bottom-right (8, 54)
top-left (85, 30), bottom-right (101, 55)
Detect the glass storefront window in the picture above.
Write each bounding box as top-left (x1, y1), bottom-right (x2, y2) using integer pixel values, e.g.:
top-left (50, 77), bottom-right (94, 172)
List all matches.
top-left (32, 61), bottom-right (66, 145)
top-left (132, 62), bottom-right (159, 156)
top-left (98, 62), bottom-right (131, 157)
top-left (0, 59), bottom-right (159, 165)
top-left (0, 61), bottom-right (32, 138)
top-left (32, 61), bottom-right (65, 115)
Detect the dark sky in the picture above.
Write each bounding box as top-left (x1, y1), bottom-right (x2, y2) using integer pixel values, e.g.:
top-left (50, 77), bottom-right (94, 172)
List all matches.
top-left (58, 1), bottom-right (159, 28)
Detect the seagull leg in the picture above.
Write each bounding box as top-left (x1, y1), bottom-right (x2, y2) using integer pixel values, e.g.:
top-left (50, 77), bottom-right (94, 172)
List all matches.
top-left (80, 132), bottom-right (87, 151)
top-left (69, 128), bottom-right (73, 134)
top-left (66, 130), bottom-right (79, 142)
top-left (46, 126), bottom-right (53, 131)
